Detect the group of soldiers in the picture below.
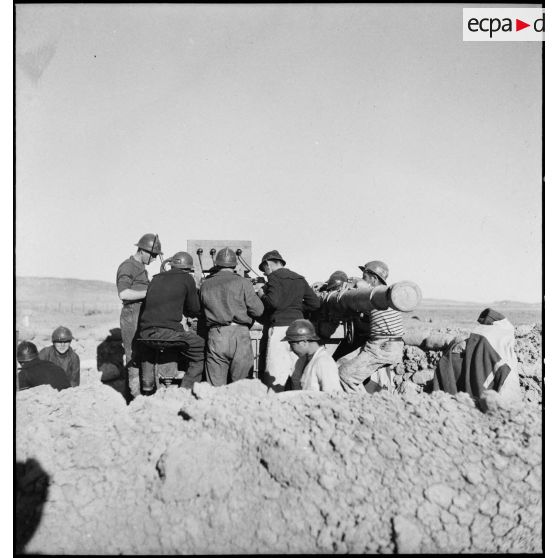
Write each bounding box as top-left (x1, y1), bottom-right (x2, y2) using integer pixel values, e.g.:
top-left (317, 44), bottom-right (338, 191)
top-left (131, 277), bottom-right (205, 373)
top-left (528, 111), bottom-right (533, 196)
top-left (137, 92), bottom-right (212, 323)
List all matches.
top-left (16, 326), bottom-right (80, 391)
top-left (15, 232), bottom-right (406, 397)
top-left (16, 232), bottom-right (522, 404)
top-left (112, 233), bottom-right (405, 400)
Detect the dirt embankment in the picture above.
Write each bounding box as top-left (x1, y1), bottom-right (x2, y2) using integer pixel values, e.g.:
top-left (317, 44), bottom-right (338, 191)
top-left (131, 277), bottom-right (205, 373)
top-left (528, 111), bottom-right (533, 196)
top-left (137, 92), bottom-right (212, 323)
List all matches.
top-left (17, 373), bottom-right (542, 554)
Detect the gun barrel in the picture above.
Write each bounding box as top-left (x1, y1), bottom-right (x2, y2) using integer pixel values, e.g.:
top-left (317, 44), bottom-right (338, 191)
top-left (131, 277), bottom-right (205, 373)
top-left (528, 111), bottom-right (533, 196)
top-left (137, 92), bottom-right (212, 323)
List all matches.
top-left (385, 281), bottom-right (423, 312)
top-left (322, 281), bottom-right (422, 315)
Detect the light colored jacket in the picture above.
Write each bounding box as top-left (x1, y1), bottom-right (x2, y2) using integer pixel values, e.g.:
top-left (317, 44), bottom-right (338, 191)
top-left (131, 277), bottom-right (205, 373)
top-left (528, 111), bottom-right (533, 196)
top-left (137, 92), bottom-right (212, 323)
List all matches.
top-left (472, 318), bottom-right (522, 402)
top-left (293, 347), bottom-right (341, 393)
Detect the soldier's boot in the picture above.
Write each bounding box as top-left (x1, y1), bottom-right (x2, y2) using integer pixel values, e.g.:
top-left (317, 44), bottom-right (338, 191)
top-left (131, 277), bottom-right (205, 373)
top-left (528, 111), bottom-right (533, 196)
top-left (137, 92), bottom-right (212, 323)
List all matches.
top-left (141, 361), bottom-right (156, 395)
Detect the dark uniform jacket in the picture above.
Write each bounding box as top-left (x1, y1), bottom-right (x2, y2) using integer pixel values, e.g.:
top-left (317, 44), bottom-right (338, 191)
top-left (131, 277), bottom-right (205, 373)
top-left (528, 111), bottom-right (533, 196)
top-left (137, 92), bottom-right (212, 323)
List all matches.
top-left (39, 346), bottom-right (80, 387)
top-left (139, 268), bottom-right (200, 332)
top-left (260, 268), bottom-right (320, 327)
top-left (200, 269), bottom-right (264, 327)
top-left (18, 359), bottom-right (71, 391)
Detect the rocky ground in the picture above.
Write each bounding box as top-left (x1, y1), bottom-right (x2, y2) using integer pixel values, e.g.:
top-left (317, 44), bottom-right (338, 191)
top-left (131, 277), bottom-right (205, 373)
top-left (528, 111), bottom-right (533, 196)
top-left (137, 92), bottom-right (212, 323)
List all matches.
top-left (15, 324), bottom-right (542, 554)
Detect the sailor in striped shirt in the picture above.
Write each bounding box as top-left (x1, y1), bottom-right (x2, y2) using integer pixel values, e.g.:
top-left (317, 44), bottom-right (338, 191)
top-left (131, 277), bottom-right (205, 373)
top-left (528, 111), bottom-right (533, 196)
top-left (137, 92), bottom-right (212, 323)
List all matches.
top-left (369, 307), bottom-right (404, 339)
top-left (338, 260), bottom-right (405, 394)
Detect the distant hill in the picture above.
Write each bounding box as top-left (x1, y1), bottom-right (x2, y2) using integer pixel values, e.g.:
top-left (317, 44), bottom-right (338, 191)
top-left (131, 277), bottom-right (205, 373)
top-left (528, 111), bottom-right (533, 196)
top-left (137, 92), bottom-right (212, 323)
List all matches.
top-left (491, 300), bottom-right (542, 308)
top-left (420, 298), bottom-right (541, 309)
top-left (15, 276), bottom-right (542, 309)
top-left (16, 276), bottom-right (117, 304)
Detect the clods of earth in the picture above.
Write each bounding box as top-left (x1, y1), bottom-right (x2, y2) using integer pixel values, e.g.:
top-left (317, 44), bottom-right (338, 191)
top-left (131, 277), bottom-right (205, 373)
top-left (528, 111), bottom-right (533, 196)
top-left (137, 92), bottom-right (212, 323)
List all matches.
top-left (16, 325), bottom-right (542, 554)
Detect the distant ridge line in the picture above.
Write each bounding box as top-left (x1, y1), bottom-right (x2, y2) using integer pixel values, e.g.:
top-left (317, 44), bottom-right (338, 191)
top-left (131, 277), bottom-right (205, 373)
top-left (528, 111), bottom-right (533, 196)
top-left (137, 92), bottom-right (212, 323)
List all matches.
top-left (16, 276), bottom-right (541, 308)
top-left (420, 298), bottom-right (541, 308)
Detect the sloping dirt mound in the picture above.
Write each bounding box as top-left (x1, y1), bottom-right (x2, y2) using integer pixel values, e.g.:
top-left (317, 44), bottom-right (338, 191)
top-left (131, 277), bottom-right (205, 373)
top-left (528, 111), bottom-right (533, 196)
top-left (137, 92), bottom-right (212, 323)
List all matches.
top-left (514, 324), bottom-right (543, 404)
top-left (16, 380), bottom-right (541, 554)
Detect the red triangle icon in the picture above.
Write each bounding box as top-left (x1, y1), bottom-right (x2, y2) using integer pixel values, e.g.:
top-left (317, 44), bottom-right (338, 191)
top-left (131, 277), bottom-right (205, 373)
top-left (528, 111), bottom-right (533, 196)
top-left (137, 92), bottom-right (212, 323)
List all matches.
top-left (516, 19), bottom-right (530, 31)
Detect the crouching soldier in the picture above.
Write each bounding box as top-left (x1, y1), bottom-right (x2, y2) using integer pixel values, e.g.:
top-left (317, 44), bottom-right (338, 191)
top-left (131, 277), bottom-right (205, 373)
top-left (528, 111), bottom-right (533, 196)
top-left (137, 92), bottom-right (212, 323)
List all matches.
top-left (433, 308), bottom-right (522, 403)
top-left (285, 319), bottom-right (341, 393)
top-left (311, 270), bottom-right (350, 340)
top-left (39, 326), bottom-right (80, 387)
top-left (137, 251), bottom-right (205, 392)
top-left (17, 341), bottom-right (70, 391)
top-left (338, 260), bottom-right (404, 394)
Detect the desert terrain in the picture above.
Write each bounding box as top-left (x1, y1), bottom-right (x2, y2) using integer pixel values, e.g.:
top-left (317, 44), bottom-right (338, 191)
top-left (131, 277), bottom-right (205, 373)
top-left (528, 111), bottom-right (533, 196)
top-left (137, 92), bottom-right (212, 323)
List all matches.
top-left (15, 277), bottom-right (542, 554)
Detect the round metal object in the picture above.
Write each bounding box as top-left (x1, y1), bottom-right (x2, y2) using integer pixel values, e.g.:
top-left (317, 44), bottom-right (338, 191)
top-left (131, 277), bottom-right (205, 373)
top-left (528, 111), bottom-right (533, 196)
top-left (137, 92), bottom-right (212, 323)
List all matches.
top-left (388, 281), bottom-right (422, 312)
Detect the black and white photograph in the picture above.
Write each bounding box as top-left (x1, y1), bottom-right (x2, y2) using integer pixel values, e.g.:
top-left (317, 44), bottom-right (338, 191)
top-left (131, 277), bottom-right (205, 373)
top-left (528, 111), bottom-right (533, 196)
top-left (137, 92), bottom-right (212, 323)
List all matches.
top-left (14, 3), bottom-right (545, 554)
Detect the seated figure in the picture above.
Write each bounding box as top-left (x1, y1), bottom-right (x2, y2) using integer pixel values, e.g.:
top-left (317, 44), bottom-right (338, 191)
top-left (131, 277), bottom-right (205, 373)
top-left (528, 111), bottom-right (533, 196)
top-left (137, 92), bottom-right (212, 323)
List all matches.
top-left (285, 319), bottom-right (341, 394)
top-left (433, 308), bottom-right (522, 403)
top-left (39, 326), bottom-right (80, 387)
top-left (137, 251), bottom-right (205, 393)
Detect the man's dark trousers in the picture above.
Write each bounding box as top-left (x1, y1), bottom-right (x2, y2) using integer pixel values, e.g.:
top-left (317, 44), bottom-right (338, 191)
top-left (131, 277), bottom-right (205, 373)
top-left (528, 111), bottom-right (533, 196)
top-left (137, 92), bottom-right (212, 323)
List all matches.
top-left (179, 330), bottom-right (206, 389)
top-left (205, 324), bottom-right (253, 386)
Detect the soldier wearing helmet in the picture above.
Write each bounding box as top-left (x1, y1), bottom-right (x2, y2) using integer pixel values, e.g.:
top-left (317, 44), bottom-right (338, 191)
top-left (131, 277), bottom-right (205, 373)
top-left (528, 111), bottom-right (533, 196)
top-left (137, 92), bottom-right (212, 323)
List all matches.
top-left (17, 341), bottom-right (70, 391)
top-left (284, 319), bottom-right (341, 393)
top-left (137, 250), bottom-right (205, 391)
top-left (323, 270), bottom-right (349, 293)
top-left (329, 271), bottom-right (371, 362)
top-left (310, 271), bottom-right (351, 341)
top-left (254, 249), bottom-right (320, 392)
top-left (38, 326), bottom-right (80, 387)
top-left (199, 247), bottom-right (264, 386)
top-left (116, 233), bottom-right (163, 399)
top-left (337, 259), bottom-right (405, 394)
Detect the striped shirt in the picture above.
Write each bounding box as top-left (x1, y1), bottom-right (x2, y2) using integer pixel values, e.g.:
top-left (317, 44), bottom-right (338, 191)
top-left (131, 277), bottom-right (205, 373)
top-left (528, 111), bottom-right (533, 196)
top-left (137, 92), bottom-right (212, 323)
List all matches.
top-left (369, 308), bottom-right (404, 338)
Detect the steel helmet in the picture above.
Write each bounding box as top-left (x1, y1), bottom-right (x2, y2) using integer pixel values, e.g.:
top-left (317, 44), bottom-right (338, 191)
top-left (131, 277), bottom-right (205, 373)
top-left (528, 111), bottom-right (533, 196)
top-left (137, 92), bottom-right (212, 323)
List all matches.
top-left (135, 233), bottom-right (163, 255)
top-left (325, 270), bottom-right (349, 291)
top-left (52, 326), bottom-right (73, 343)
top-left (215, 247), bottom-right (238, 268)
top-left (281, 319), bottom-right (320, 342)
top-left (170, 251), bottom-right (194, 271)
top-left (16, 341), bottom-right (39, 363)
top-left (358, 260), bottom-right (389, 284)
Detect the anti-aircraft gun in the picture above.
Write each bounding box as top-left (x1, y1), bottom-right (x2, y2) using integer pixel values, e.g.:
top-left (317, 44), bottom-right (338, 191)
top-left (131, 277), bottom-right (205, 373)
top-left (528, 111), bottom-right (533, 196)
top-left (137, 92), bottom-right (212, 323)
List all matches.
top-left (314, 278), bottom-right (423, 352)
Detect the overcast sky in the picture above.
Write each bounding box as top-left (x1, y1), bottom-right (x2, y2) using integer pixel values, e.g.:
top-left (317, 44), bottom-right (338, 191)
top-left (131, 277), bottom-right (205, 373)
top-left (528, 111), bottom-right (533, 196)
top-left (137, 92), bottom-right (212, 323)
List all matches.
top-left (15, 4), bottom-right (542, 303)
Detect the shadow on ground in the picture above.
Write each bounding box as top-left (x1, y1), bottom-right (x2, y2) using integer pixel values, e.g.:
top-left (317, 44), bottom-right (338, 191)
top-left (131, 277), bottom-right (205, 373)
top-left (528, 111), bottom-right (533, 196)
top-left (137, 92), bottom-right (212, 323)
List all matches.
top-left (16, 458), bottom-right (49, 554)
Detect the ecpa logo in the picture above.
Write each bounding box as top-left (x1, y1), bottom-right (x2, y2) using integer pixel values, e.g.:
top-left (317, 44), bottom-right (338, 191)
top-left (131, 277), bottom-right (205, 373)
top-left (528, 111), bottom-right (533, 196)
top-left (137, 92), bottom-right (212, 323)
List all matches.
top-left (463, 8), bottom-right (544, 42)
